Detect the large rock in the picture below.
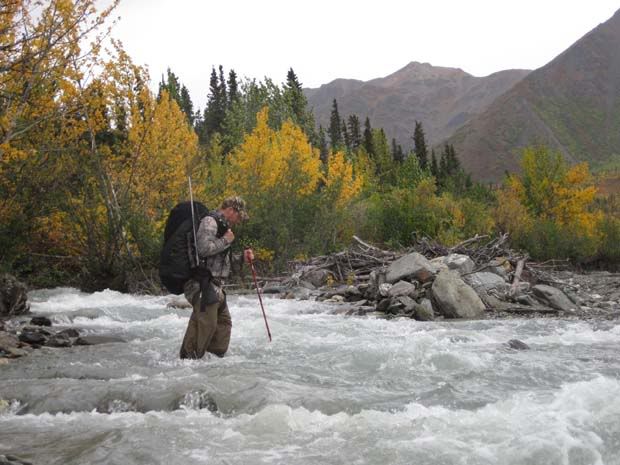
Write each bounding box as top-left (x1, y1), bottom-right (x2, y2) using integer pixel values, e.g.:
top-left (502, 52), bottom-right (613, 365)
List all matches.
top-left (301, 269), bottom-right (333, 288)
top-left (413, 299), bottom-right (435, 321)
top-left (0, 332), bottom-right (20, 355)
top-left (431, 270), bottom-right (486, 319)
top-left (465, 272), bottom-right (508, 292)
top-left (433, 254), bottom-right (475, 275)
top-left (385, 252), bottom-right (437, 284)
top-left (532, 285), bottom-right (578, 312)
top-left (0, 274), bottom-right (29, 317)
top-left (387, 280), bottom-right (416, 298)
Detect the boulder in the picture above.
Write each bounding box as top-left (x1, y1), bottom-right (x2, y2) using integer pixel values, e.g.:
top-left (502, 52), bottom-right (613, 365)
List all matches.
top-left (385, 252), bottom-right (437, 284)
top-left (413, 299), bottom-right (435, 321)
top-left (465, 272), bottom-right (509, 293)
top-left (18, 327), bottom-right (49, 346)
top-left (443, 254), bottom-right (475, 274)
top-left (532, 285), bottom-right (578, 312)
top-left (387, 280), bottom-right (416, 298)
top-left (301, 269), bottom-right (332, 288)
top-left (507, 339), bottom-right (530, 350)
top-left (30, 316), bottom-right (52, 327)
top-left (0, 332), bottom-right (20, 355)
top-left (431, 270), bottom-right (486, 319)
top-left (46, 333), bottom-right (73, 348)
top-left (0, 274), bottom-right (30, 317)
top-left (395, 295), bottom-right (416, 314)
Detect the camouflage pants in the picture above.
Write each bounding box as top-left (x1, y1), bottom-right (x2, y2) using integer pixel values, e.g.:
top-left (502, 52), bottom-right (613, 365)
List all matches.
top-left (180, 281), bottom-right (231, 359)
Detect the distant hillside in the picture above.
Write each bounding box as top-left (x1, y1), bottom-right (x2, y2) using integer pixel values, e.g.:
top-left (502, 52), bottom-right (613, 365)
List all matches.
top-left (304, 62), bottom-right (529, 149)
top-left (447, 8), bottom-right (620, 181)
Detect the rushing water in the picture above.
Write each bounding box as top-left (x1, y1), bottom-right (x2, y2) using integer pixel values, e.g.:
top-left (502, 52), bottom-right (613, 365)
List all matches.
top-left (1, 288), bottom-right (620, 465)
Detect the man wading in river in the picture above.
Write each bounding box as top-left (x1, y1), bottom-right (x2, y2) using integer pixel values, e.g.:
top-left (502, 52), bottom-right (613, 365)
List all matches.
top-left (179, 196), bottom-right (254, 360)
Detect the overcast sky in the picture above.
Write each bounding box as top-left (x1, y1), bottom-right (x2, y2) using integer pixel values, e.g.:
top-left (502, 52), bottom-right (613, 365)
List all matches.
top-left (109, 1), bottom-right (620, 109)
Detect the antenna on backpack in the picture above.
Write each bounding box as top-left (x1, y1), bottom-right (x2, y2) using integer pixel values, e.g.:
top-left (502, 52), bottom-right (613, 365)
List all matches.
top-left (188, 176), bottom-right (200, 266)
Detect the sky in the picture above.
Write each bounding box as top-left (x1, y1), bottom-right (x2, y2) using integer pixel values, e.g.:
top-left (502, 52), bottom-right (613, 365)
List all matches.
top-left (108, 0), bottom-right (620, 109)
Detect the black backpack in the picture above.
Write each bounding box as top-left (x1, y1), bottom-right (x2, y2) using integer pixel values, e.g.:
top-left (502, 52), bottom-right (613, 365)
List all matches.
top-left (159, 201), bottom-right (227, 294)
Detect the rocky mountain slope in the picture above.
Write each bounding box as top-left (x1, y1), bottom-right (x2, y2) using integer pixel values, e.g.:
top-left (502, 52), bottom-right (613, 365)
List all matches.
top-left (304, 62), bottom-right (529, 149)
top-left (447, 8), bottom-right (620, 181)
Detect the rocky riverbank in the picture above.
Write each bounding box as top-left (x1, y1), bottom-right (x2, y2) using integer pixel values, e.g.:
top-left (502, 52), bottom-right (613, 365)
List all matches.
top-left (257, 236), bottom-right (620, 322)
top-left (2, 236), bottom-right (619, 362)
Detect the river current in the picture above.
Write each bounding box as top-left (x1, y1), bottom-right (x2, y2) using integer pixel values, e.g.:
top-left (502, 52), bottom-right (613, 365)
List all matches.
top-left (1, 288), bottom-right (619, 465)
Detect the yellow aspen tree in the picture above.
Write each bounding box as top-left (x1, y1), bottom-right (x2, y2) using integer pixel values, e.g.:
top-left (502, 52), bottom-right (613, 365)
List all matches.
top-left (325, 150), bottom-right (363, 208)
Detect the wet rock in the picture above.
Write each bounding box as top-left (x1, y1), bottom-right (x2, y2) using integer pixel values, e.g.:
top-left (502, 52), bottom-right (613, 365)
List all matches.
top-left (387, 280), bottom-right (416, 298)
top-left (0, 274), bottom-right (30, 317)
top-left (261, 283), bottom-right (285, 294)
top-left (46, 332), bottom-right (73, 348)
top-left (413, 299), bottom-right (434, 321)
top-left (0, 455), bottom-right (33, 465)
top-left (0, 332), bottom-right (20, 355)
top-left (431, 270), bottom-right (485, 319)
top-left (177, 390), bottom-right (218, 413)
top-left (75, 335), bottom-right (127, 345)
top-left (30, 316), bottom-right (52, 327)
top-left (376, 298), bottom-right (391, 312)
top-left (385, 252), bottom-right (437, 284)
top-left (395, 295), bottom-right (416, 314)
top-left (507, 339), bottom-right (530, 350)
top-left (18, 328), bottom-right (49, 346)
top-left (532, 285), bottom-right (578, 312)
top-left (57, 328), bottom-right (80, 338)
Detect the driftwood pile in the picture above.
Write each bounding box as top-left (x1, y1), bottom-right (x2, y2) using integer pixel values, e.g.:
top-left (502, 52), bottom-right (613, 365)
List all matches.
top-left (260, 234), bottom-right (591, 320)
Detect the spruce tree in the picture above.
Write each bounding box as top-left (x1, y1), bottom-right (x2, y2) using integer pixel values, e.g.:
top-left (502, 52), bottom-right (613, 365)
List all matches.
top-left (179, 85), bottom-right (194, 125)
top-left (347, 114), bottom-right (361, 150)
top-left (392, 138), bottom-right (405, 163)
top-left (328, 99), bottom-right (343, 150)
top-left (227, 69), bottom-right (239, 109)
top-left (202, 66), bottom-right (228, 143)
top-left (318, 125), bottom-right (329, 165)
top-left (430, 149), bottom-right (438, 177)
top-left (412, 120), bottom-right (428, 170)
top-left (342, 118), bottom-right (350, 151)
top-left (363, 116), bottom-right (374, 157)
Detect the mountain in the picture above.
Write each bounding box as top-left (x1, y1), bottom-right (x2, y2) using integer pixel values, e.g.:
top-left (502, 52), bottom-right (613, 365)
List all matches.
top-left (304, 62), bottom-right (529, 150)
top-left (447, 9), bottom-right (620, 181)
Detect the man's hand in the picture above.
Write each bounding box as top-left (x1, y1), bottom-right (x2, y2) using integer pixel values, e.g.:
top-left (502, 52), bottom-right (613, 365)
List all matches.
top-left (223, 229), bottom-right (235, 243)
top-left (244, 248), bottom-right (254, 263)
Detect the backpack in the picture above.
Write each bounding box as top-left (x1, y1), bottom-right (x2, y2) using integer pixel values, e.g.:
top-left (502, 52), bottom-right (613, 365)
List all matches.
top-left (159, 201), bottom-right (227, 295)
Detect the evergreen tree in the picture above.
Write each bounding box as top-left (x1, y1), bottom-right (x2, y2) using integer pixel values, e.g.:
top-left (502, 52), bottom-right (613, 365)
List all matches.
top-left (363, 116), bottom-right (374, 157)
top-left (430, 149), bottom-right (438, 177)
top-left (318, 125), bottom-right (329, 165)
top-left (347, 114), bottom-right (361, 150)
top-left (227, 69), bottom-right (239, 109)
top-left (342, 118), bottom-right (350, 151)
top-left (179, 85), bottom-right (194, 125)
top-left (283, 68), bottom-right (316, 142)
top-left (392, 138), bottom-right (404, 163)
top-left (201, 66), bottom-right (228, 143)
top-left (157, 68), bottom-right (194, 125)
top-left (218, 65), bottom-right (227, 106)
top-left (328, 99), bottom-right (343, 150)
top-left (412, 120), bottom-right (428, 170)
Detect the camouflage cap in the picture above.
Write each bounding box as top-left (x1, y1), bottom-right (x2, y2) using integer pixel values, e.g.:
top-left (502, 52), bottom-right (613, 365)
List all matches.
top-left (221, 196), bottom-right (249, 221)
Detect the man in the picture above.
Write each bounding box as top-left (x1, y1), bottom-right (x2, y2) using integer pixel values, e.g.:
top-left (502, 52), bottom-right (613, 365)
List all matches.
top-left (179, 196), bottom-right (253, 359)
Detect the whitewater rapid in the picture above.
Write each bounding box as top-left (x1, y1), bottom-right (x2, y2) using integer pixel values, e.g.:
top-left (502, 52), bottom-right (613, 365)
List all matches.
top-left (1, 288), bottom-right (619, 465)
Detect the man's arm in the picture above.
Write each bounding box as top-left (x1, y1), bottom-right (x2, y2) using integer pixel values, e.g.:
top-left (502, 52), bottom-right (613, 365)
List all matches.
top-left (196, 216), bottom-right (231, 257)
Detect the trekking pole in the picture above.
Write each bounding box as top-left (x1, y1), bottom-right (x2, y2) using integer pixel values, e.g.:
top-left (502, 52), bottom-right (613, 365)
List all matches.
top-left (248, 256), bottom-right (272, 342)
top-left (188, 176), bottom-right (199, 265)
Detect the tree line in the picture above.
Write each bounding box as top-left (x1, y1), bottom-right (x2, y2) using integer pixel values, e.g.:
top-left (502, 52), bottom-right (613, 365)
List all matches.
top-left (1, 0), bottom-right (618, 291)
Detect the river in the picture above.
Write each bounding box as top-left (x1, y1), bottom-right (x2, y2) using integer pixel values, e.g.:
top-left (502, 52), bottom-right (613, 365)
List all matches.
top-left (1, 288), bottom-right (619, 465)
